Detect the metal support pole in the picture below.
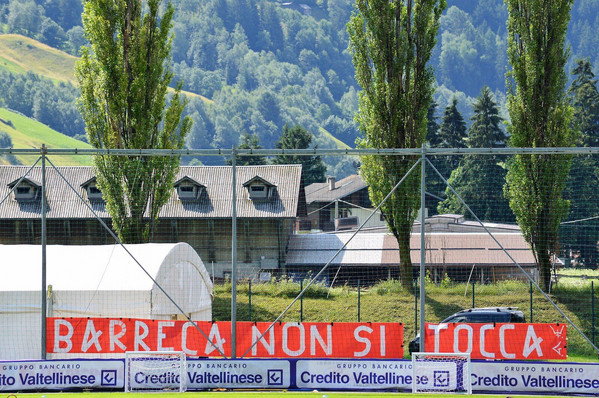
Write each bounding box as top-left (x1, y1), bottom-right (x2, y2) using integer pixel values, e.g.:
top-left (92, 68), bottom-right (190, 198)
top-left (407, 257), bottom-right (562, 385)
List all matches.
top-left (418, 145), bottom-right (426, 352)
top-left (231, 148), bottom-right (237, 358)
top-left (592, 281), bottom-right (595, 345)
top-left (300, 279), bottom-right (304, 323)
top-left (41, 145), bottom-right (47, 360)
top-left (357, 279), bottom-right (361, 322)
top-left (530, 281), bottom-right (533, 323)
top-left (248, 280), bottom-right (252, 322)
top-left (472, 281), bottom-right (475, 308)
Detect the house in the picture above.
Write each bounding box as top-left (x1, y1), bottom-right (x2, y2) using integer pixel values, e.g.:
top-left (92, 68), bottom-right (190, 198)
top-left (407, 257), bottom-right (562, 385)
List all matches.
top-left (303, 174), bottom-right (387, 232)
top-left (286, 215), bottom-right (536, 285)
top-left (0, 165), bottom-right (305, 281)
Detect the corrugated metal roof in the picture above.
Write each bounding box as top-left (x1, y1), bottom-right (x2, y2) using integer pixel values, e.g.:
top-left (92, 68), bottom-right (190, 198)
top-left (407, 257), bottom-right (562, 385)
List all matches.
top-left (0, 165), bottom-right (302, 219)
top-left (305, 174), bottom-right (367, 204)
top-left (286, 232), bottom-right (535, 267)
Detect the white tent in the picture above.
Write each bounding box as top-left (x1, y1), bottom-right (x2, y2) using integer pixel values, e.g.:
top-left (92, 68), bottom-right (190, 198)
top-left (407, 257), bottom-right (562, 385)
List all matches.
top-left (0, 243), bottom-right (213, 360)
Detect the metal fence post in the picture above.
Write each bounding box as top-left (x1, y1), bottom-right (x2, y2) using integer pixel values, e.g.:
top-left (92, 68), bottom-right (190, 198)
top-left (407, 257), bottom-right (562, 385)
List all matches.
top-left (592, 281), bottom-right (595, 346)
top-left (231, 148), bottom-right (237, 358)
top-left (41, 145), bottom-right (47, 360)
top-left (357, 279), bottom-right (361, 322)
top-left (530, 281), bottom-right (533, 323)
top-left (300, 279), bottom-right (303, 323)
top-left (248, 279), bottom-right (252, 322)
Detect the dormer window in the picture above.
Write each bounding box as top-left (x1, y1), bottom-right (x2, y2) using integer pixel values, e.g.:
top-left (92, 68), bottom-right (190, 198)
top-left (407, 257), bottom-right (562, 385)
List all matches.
top-left (250, 185), bottom-right (266, 197)
top-left (243, 176), bottom-right (276, 200)
top-left (8, 177), bottom-right (40, 201)
top-left (174, 176), bottom-right (204, 201)
top-left (81, 177), bottom-right (103, 201)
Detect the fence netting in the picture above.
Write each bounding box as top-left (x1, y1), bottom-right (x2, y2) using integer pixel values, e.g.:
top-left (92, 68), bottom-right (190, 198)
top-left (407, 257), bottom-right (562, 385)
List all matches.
top-left (0, 148), bottom-right (597, 360)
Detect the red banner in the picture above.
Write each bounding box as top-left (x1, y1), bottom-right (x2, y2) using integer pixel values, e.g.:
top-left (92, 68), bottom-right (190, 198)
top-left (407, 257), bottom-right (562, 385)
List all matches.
top-left (423, 322), bottom-right (567, 360)
top-left (47, 318), bottom-right (403, 358)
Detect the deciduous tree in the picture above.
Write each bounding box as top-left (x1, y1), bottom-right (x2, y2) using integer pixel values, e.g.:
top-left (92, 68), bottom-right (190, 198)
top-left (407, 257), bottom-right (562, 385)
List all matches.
top-left (504, 0), bottom-right (575, 291)
top-left (76, 0), bottom-right (191, 243)
top-left (348, 0), bottom-right (445, 291)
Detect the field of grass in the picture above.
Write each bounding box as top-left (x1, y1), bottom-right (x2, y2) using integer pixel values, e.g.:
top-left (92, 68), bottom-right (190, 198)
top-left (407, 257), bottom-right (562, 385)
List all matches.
top-left (0, 34), bottom-right (78, 84)
top-left (212, 277), bottom-right (599, 360)
top-left (11, 392), bottom-right (571, 398)
top-left (0, 107), bottom-right (92, 166)
top-left (0, 33), bottom-right (212, 103)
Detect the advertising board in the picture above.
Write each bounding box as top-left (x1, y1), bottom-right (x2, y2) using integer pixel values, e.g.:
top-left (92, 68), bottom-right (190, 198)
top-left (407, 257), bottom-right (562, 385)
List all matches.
top-left (0, 359), bottom-right (122, 391)
top-left (47, 318), bottom-right (403, 359)
top-left (1, 358), bottom-right (598, 394)
top-left (422, 322), bottom-right (567, 360)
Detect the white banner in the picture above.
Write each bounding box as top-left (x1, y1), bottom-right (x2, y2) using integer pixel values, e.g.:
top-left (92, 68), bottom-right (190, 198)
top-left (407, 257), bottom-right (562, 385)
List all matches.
top-left (0, 360), bottom-right (122, 391)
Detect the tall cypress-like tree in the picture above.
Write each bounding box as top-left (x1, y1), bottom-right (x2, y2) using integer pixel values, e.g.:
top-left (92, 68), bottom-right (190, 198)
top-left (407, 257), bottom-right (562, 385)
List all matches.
top-left (76, 0), bottom-right (191, 243)
top-left (439, 86), bottom-right (512, 222)
top-left (348, 0), bottom-right (446, 291)
top-left (504, 0), bottom-right (575, 291)
top-left (271, 124), bottom-right (327, 185)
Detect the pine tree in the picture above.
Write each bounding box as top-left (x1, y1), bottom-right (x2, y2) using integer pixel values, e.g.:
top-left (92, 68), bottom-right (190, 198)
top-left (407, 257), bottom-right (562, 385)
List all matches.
top-left (561, 59), bottom-right (599, 266)
top-left (568, 59), bottom-right (599, 147)
top-left (227, 132), bottom-right (267, 166)
top-left (272, 124), bottom-right (327, 185)
top-left (439, 86), bottom-right (512, 222)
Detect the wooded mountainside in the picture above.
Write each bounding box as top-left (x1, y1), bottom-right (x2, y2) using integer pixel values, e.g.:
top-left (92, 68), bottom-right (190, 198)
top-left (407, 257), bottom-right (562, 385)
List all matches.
top-left (0, 0), bottom-right (598, 175)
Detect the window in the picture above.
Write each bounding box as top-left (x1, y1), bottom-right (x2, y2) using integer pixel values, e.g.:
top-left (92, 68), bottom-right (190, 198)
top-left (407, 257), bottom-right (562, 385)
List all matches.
top-left (177, 184), bottom-right (201, 200)
top-left (243, 176), bottom-right (276, 199)
top-left (249, 184), bottom-right (267, 198)
top-left (86, 184), bottom-right (103, 200)
top-left (13, 184), bottom-right (36, 200)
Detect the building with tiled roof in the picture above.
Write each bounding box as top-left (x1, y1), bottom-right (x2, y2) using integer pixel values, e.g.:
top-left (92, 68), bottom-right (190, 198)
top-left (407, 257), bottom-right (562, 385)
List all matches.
top-left (0, 165), bottom-right (305, 280)
top-left (303, 174), bottom-right (386, 232)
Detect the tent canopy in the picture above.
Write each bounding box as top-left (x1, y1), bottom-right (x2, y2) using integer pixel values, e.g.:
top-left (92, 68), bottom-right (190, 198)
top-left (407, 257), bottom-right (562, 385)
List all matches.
top-left (0, 242), bottom-right (213, 317)
top-left (1, 242), bottom-right (212, 291)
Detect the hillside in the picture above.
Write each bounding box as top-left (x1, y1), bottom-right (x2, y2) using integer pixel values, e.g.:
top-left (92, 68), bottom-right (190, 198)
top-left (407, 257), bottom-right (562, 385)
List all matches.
top-left (0, 34), bottom-right (77, 84)
top-left (0, 107), bottom-right (92, 166)
top-left (0, 34), bottom-right (209, 101)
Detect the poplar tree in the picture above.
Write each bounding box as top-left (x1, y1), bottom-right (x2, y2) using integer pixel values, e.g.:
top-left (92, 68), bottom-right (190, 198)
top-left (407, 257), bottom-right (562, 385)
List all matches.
top-left (76, 0), bottom-right (191, 243)
top-left (348, 0), bottom-right (446, 291)
top-left (504, 0), bottom-right (575, 291)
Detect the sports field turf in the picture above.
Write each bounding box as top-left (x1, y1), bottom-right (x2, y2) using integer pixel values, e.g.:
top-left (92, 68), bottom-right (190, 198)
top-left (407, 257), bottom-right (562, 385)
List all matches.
top-left (11, 392), bottom-right (569, 398)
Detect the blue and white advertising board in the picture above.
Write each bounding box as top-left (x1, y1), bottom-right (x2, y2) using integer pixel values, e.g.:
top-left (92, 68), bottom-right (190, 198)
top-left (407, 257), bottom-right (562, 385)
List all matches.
top-left (1, 358), bottom-right (598, 394)
top-left (0, 359), bottom-right (123, 391)
top-left (186, 359), bottom-right (290, 389)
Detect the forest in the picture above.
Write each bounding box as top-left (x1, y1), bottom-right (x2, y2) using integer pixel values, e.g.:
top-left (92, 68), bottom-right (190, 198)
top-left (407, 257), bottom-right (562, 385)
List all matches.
top-left (0, 0), bottom-right (598, 175)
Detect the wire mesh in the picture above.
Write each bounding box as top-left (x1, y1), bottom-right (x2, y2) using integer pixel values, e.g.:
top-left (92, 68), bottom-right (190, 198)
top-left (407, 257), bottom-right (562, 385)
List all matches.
top-left (0, 147), bottom-right (597, 360)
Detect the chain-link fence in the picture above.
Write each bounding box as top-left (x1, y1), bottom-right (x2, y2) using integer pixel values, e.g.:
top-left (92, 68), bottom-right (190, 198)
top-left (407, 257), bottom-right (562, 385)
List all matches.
top-left (0, 146), bottom-right (597, 360)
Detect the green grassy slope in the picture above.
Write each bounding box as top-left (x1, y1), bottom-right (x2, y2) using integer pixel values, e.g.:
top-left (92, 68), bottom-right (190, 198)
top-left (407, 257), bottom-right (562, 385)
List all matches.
top-left (0, 108), bottom-right (92, 166)
top-left (0, 33), bottom-right (211, 102)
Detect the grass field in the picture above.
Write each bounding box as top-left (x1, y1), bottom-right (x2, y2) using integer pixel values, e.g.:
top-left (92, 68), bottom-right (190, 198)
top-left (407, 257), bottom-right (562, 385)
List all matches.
top-left (0, 33), bottom-right (211, 103)
top-left (0, 107), bottom-right (92, 166)
top-left (10, 391), bottom-right (569, 398)
top-left (211, 277), bottom-right (599, 360)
